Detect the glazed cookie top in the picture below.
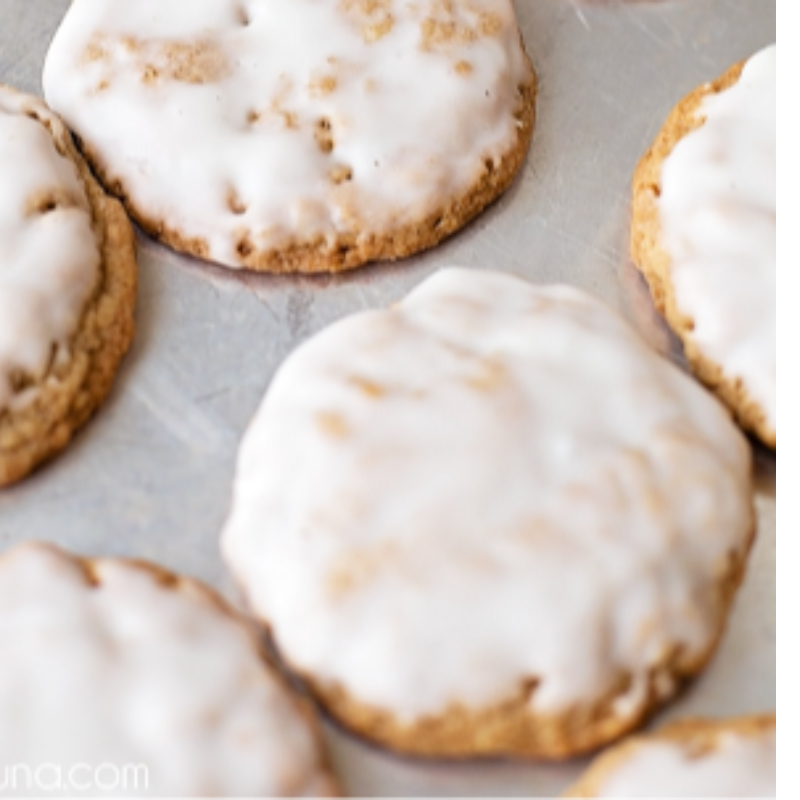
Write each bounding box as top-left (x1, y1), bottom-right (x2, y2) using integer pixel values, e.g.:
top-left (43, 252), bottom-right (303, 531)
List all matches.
top-left (44, 0), bottom-right (533, 269)
top-left (568, 716), bottom-right (776, 797)
top-left (0, 542), bottom-right (337, 797)
top-left (0, 86), bottom-right (99, 413)
top-left (223, 268), bottom-right (753, 722)
top-left (659, 44), bottom-right (775, 437)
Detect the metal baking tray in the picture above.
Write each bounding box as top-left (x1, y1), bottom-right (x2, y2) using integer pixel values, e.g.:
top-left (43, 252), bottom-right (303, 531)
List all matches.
top-left (0, 1), bottom-right (775, 795)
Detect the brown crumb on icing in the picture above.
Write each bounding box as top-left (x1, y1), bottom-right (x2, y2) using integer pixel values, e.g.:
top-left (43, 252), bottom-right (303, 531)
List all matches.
top-left (330, 164), bottom-right (354, 185)
top-left (466, 358), bottom-right (507, 392)
top-left (25, 188), bottom-right (80, 217)
top-left (363, 15), bottom-right (394, 42)
top-left (454, 60), bottom-right (473, 76)
top-left (262, 100), bottom-right (299, 130)
top-left (315, 117), bottom-right (335, 153)
top-left (226, 188), bottom-right (247, 216)
top-left (308, 74), bottom-right (338, 97)
top-left (85, 35), bottom-right (230, 86)
top-left (421, 18), bottom-right (478, 48)
top-left (279, 109), bottom-right (300, 129)
top-left (81, 39), bottom-right (108, 64)
top-left (155, 40), bottom-right (230, 84)
top-left (478, 12), bottom-right (502, 37)
top-left (326, 542), bottom-right (398, 597)
top-left (317, 412), bottom-right (349, 438)
top-left (420, 7), bottom-right (505, 52)
top-left (171, 41), bottom-right (228, 83)
top-left (142, 64), bottom-right (161, 85)
top-left (340, 0), bottom-right (394, 43)
top-left (236, 233), bottom-right (255, 259)
top-left (349, 376), bottom-right (385, 398)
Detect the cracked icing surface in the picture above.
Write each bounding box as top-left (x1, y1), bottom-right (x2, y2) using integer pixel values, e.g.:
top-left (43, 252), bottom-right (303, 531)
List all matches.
top-left (0, 542), bottom-right (339, 797)
top-left (44, 0), bottom-right (535, 272)
top-left (222, 268), bottom-right (754, 756)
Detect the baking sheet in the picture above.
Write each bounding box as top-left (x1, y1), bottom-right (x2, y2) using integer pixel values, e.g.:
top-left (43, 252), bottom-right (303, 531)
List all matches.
top-left (0, 1), bottom-right (775, 795)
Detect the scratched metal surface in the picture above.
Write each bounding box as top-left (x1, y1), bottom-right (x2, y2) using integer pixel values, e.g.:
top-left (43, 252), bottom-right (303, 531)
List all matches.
top-left (0, 0), bottom-right (775, 796)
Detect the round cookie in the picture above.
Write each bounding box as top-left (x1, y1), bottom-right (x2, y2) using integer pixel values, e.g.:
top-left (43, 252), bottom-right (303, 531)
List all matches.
top-left (0, 85), bottom-right (136, 487)
top-left (0, 541), bottom-right (340, 796)
top-left (222, 267), bottom-right (755, 759)
top-left (43, 0), bottom-right (536, 274)
top-left (631, 45), bottom-right (775, 448)
top-left (563, 714), bottom-right (776, 797)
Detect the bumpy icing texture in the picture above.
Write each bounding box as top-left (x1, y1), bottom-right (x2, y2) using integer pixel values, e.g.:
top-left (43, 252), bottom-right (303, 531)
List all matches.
top-left (43, 0), bottom-right (533, 270)
top-left (659, 45), bottom-right (775, 437)
top-left (0, 87), bottom-right (99, 412)
top-left (583, 721), bottom-right (775, 797)
top-left (223, 268), bottom-right (753, 725)
top-left (0, 543), bottom-right (337, 797)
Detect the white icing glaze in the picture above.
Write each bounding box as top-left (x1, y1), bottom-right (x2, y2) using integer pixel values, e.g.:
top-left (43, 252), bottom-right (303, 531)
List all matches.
top-left (594, 724), bottom-right (776, 797)
top-left (659, 44), bottom-right (776, 437)
top-left (0, 542), bottom-right (336, 797)
top-left (0, 86), bottom-right (99, 412)
top-left (222, 267), bottom-right (753, 722)
top-left (43, 0), bottom-right (533, 268)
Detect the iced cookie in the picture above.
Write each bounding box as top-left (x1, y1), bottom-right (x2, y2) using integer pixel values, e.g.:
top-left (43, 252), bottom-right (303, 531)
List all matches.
top-left (0, 85), bottom-right (136, 487)
top-left (222, 268), bottom-right (755, 759)
top-left (631, 45), bottom-right (775, 447)
top-left (0, 541), bottom-right (339, 796)
top-left (43, 0), bottom-right (536, 274)
top-left (564, 714), bottom-right (776, 797)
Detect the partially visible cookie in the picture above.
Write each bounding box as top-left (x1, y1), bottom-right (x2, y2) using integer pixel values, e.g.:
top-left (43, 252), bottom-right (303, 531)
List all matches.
top-left (631, 45), bottom-right (775, 447)
top-left (564, 714), bottom-right (776, 797)
top-left (222, 267), bottom-right (755, 760)
top-left (0, 84), bottom-right (136, 486)
top-left (43, 0), bottom-right (535, 274)
top-left (0, 541), bottom-right (340, 796)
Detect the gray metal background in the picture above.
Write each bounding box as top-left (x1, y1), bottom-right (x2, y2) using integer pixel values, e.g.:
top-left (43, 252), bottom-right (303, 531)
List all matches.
top-left (0, 1), bottom-right (775, 796)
